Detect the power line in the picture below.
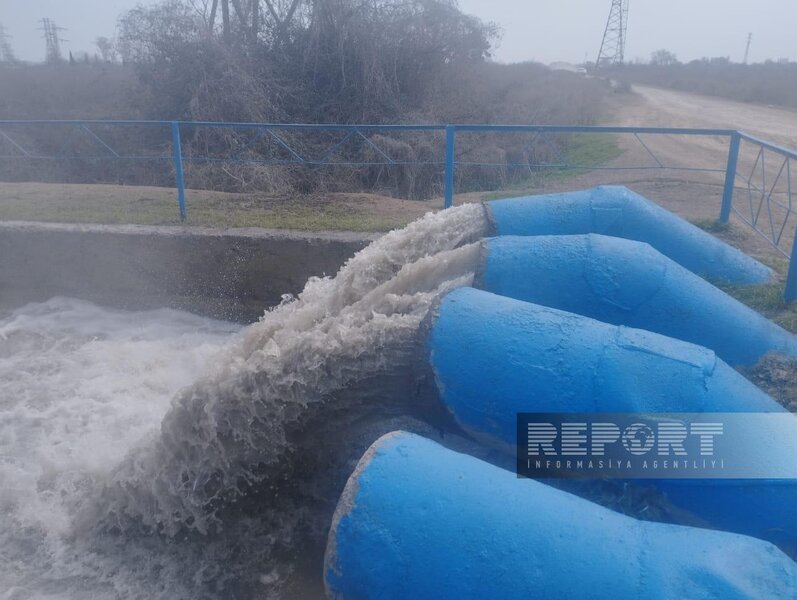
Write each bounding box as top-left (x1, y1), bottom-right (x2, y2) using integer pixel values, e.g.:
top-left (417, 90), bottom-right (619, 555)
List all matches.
top-left (38, 18), bottom-right (68, 63)
top-left (596, 0), bottom-right (629, 69)
top-left (0, 23), bottom-right (15, 62)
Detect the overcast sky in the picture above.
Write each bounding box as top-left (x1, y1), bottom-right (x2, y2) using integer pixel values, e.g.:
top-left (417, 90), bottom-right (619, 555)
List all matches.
top-left (2, 0), bottom-right (795, 64)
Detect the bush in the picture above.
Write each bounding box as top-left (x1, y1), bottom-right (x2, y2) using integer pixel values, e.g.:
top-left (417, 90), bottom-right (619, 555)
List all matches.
top-left (0, 1), bottom-right (610, 199)
top-left (613, 60), bottom-right (797, 109)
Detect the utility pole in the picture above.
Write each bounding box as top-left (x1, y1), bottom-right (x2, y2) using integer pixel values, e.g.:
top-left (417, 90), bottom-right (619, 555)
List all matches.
top-left (0, 24), bottom-right (16, 63)
top-left (596, 0), bottom-right (630, 69)
top-left (39, 18), bottom-right (67, 63)
top-left (743, 32), bottom-right (752, 65)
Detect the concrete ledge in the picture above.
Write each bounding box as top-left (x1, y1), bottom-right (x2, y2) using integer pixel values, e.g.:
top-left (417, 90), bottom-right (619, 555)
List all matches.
top-left (0, 221), bottom-right (376, 322)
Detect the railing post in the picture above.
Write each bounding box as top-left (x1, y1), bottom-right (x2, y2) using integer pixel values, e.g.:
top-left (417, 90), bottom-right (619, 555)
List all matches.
top-left (171, 121), bottom-right (187, 221)
top-left (785, 232), bottom-right (797, 302)
top-left (720, 131), bottom-right (741, 223)
top-left (444, 125), bottom-right (455, 209)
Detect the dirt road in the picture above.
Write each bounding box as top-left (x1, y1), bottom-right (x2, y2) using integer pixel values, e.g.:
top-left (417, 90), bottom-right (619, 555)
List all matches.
top-left (607, 84), bottom-right (797, 181)
top-left (622, 85), bottom-right (797, 148)
top-left (609, 85), bottom-right (797, 261)
top-left (486, 84), bottom-right (797, 263)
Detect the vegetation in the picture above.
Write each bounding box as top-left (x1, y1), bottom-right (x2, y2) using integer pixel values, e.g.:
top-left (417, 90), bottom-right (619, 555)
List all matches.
top-left (0, 62), bottom-right (140, 119)
top-left (690, 218), bottom-right (797, 332)
top-left (0, 182), bottom-right (428, 231)
top-left (720, 282), bottom-right (797, 334)
top-left (480, 133), bottom-right (624, 201)
top-left (0, 0), bottom-right (610, 200)
top-left (612, 52), bottom-right (797, 109)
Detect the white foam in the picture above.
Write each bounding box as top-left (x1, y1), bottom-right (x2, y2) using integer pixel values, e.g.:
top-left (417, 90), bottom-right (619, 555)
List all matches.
top-left (0, 298), bottom-right (239, 598)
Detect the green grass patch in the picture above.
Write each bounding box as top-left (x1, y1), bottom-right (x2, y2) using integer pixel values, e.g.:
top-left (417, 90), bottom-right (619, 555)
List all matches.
top-left (480, 133), bottom-right (624, 202)
top-left (717, 281), bottom-right (797, 333)
top-left (0, 183), bottom-right (427, 232)
top-left (565, 133), bottom-right (625, 167)
top-left (681, 217), bottom-right (797, 332)
top-left (691, 218), bottom-right (732, 234)
top-left (689, 219), bottom-right (783, 259)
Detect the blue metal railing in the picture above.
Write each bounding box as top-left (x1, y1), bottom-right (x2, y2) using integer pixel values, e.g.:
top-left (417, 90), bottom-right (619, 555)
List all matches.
top-left (720, 130), bottom-right (797, 299)
top-left (1, 120), bottom-right (796, 298)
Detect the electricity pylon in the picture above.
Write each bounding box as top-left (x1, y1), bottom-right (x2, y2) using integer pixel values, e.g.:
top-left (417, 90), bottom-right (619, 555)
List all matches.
top-left (596, 0), bottom-right (629, 69)
top-left (39, 18), bottom-right (67, 63)
top-left (0, 24), bottom-right (15, 62)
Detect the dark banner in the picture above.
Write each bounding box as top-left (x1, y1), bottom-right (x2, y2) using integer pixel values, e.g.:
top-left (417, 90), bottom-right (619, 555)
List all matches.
top-left (517, 412), bottom-right (797, 479)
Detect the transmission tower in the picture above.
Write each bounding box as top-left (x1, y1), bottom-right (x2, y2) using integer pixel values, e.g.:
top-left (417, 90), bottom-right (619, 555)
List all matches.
top-left (0, 24), bottom-right (16, 62)
top-left (743, 32), bottom-right (752, 64)
top-left (596, 0), bottom-right (629, 69)
top-left (39, 18), bottom-right (67, 63)
top-left (208, 0), bottom-right (264, 43)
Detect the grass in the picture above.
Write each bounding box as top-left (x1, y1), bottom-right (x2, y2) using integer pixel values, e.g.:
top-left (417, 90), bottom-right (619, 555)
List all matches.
top-left (0, 134), bottom-right (622, 231)
top-left (480, 133), bottom-right (625, 202)
top-left (0, 182), bottom-right (431, 232)
top-left (689, 217), bottom-right (797, 332)
top-left (717, 282), bottom-right (797, 333)
top-left (566, 133), bottom-right (625, 167)
top-left (690, 218), bottom-right (731, 233)
top-left (689, 218), bottom-right (756, 247)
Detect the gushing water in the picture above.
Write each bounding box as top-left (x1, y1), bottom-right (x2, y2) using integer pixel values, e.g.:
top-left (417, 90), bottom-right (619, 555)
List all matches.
top-left (0, 203), bottom-right (488, 598)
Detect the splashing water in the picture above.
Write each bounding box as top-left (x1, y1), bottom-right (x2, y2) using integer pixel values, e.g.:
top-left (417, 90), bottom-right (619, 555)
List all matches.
top-left (0, 298), bottom-right (240, 599)
top-left (0, 203), bottom-right (489, 598)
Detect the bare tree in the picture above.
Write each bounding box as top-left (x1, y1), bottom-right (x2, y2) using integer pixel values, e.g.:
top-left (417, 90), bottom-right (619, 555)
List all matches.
top-left (650, 49), bottom-right (679, 66)
top-left (95, 36), bottom-right (117, 62)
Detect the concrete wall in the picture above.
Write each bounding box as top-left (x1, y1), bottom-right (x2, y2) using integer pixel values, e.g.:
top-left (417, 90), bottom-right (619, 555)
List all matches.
top-left (0, 222), bottom-right (375, 322)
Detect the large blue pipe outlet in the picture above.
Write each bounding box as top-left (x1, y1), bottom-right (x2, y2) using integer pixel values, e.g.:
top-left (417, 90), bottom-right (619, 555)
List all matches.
top-left (428, 287), bottom-right (797, 547)
top-left (325, 432), bottom-right (797, 599)
top-left (486, 185), bottom-right (773, 284)
top-left (430, 287), bottom-right (782, 430)
top-left (476, 234), bottom-right (797, 366)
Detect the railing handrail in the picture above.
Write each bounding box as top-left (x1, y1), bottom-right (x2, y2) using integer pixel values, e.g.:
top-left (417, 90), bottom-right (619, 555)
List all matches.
top-left (2, 119), bottom-right (797, 299)
top-left (0, 119), bottom-right (739, 137)
top-left (737, 131), bottom-right (797, 159)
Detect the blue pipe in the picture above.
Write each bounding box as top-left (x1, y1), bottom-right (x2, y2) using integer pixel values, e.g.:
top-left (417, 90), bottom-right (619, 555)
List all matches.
top-left (325, 432), bottom-right (797, 599)
top-left (476, 234), bottom-right (797, 366)
top-left (427, 287), bottom-right (797, 548)
top-left (485, 185), bottom-right (773, 284)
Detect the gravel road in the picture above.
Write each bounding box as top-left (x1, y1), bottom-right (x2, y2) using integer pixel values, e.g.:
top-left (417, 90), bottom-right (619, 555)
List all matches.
top-left (506, 84), bottom-right (797, 262)
top-left (628, 85), bottom-right (797, 147)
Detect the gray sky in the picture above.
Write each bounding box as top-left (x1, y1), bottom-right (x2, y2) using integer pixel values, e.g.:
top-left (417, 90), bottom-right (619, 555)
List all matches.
top-left (457, 0), bottom-right (796, 65)
top-left (2, 0), bottom-right (795, 64)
